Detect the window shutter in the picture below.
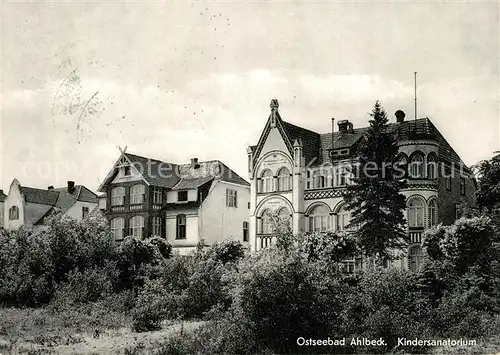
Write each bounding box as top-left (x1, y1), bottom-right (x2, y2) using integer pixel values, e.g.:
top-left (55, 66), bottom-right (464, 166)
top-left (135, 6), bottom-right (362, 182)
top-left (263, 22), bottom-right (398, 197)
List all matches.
top-left (234, 190), bottom-right (238, 207)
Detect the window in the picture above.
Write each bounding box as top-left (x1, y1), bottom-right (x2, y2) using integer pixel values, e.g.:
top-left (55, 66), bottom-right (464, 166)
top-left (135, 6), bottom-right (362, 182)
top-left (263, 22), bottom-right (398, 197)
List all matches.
top-left (111, 217), bottom-right (124, 241)
top-left (409, 245), bottom-right (424, 272)
top-left (278, 207), bottom-right (291, 229)
top-left (394, 154), bottom-right (408, 179)
top-left (428, 199), bottom-right (438, 227)
top-left (409, 153), bottom-right (424, 178)
top-left (178, 191), bottom-right (188, 202)
top-left (176, 214), bottom-right (186, 239)
top-left (129, 216), bottom-right (144, 238)
top-left (259, 209), bottom-right (273, 234)
top-left (427, 154), bottom-right (437, 179)
top-left (124, 165), bottom-right (131, 176)
top-left (226, 189), bottom-right (238, 207)
top-left (82, 206), bottom-right (89, 219)
top-left (336, 167), bottom-right (347, 186)
top-left (152, 187), bottom-right (162, 204)
top-left (460, 177), bottom-right (466, 196)
top-left (306, 170), bottom-right (312, 189)
top-left (309, 205), bottom-right (330, 233)
top-left (407, 197), bottom-right (425, 228)
top-left (277, 167), bottom-right (291, 191)
top-left (445, 176), bottom-right (452, 191)
top-left (111, 187), bottom-right (125, 206)
top-left (130, 185), bottom-right (145, 204)
top-left (337, 204), bottom-right (351, 231)
top-left (259, 169), bottom-right (274, 193)
top-left (248, 202), bottom-right (250, 209)
top-left (340, 149), bottom-right (349, 155)
top-left (152, 217), bottom-right (162, 237)
top-left (8, 206), bottom-right (19, 220)
top-left (243, 221), bottom-right (249, 242)
top-left (313, 170), bottom-right (326, 189)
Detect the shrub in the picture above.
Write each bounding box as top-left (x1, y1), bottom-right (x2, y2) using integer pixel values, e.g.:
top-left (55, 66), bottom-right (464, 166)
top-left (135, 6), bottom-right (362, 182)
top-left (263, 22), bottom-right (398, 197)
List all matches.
top-left (131, 279), bottom-right (169, 332)
top-left (146, 236), bottom-right (172, 260)
top-left (205, 239), bottom-right (245, 264)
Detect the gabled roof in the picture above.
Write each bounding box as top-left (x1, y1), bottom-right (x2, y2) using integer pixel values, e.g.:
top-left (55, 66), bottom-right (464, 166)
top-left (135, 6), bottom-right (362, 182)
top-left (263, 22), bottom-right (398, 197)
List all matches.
top-left (282, 121), bottom-right (321, 166)
top-left (252, 101), bottom-right (468, 170)
top-left (172, 176), bottom-right (214, 190)
top-left (178, 160), bottom-right (250, 187)
top-left (20, 187), bottom-right (60, 205)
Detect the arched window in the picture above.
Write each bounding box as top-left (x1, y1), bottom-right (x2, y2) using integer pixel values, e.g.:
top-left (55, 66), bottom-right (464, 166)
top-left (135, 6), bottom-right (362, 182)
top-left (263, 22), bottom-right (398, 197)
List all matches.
top-left (278, 207), bottom-right (292, 228)
top-left (259, 169), bottom-right (274, 193)
top-left (394, 154), bottom-right (408, 179)
top-left (407, 197), bottom-right (425, 228)
top-left (337, 204), bottom-right (351, 231)
top-left (277, 167), bottom-right (291, 192)
top-left (176, 214), bottom-right (186, 239)
top-left (111, 217), bottom-right (124, 241)
top-left (8, 206), bottom-right (19, 220)
top-left (427, 153), bottom-right (437, 179)
top-left (111, 187), bottom-right (125, 206)
top-left (428, 198), bottom-right (438, 227)
top-left (409, 245), bottom-right (424, 272)
top-left (260, 209), bottom-right (273, 234)
top-left (130, 184), bottom-right (145, 204)
top-left (313, 170), bottom-right (326, 189)
top-left (309, 205), bottom-right (330, 233)
top-left (409, 153), bottom-right (424, 178)
top-left (129, 216), bottom-right (144, 238)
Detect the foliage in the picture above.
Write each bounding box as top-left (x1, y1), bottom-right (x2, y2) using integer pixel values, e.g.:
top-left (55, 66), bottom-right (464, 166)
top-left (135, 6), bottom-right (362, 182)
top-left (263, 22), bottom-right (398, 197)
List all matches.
top-left (474, 151), bottom-right (500, 210)
top-left (343, 101), bottom-right (408, 264)
top-left (147, 236), bottom-right (173, 259)
top-left (132, 279), bottom-right (169, 332)
top-left (205, 239), bottom-right (245, 264)
top-left (300, 231), bottom-right (357, 264)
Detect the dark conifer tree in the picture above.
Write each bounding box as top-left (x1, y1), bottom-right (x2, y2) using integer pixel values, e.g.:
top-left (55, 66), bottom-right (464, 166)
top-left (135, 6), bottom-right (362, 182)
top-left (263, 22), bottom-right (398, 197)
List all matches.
top-left (343, 101), bottom-right (408, 264)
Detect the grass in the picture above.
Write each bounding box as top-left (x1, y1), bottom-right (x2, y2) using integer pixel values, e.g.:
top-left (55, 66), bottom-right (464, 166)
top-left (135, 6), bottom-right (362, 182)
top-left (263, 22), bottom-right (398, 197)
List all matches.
top-left (0, 307), bottom-right (203, 354)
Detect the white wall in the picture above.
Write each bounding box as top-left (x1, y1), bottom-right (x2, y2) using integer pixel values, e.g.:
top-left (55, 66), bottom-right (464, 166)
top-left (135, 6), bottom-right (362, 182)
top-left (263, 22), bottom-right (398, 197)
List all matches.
top-left (65, 201), bottom-right (98, 220)
top-left (166, 210), bottom-right (199, 247)
top-left (4, 180), bottom-right (25, 230)
top-left (200, 181), bottom-right (250, 246)
top-left (0, 202), bottom-right (4, 229)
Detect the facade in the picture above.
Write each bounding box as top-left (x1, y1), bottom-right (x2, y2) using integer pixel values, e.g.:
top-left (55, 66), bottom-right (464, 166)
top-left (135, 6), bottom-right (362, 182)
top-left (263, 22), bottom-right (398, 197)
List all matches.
top-left (0, 189), bottom-right (6, 230)
top-left (248, 100), bottom-right (476, 271)
top-left (3, 179), bottom-right (98, 231)
top-left (98, 152), bottom-right (250, 254)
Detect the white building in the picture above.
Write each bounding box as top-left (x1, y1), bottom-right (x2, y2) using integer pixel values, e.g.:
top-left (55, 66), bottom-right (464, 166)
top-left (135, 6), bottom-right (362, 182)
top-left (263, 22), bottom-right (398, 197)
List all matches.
top-left (247, 100), bottom-right (476, 271)
top-left (3, 179), bottom-right (98, 231)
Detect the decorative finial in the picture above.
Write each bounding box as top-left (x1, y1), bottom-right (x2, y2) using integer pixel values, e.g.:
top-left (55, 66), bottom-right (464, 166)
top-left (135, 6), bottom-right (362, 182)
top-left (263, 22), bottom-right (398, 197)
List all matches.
top-left (270, 99), bottom-right (279, 110)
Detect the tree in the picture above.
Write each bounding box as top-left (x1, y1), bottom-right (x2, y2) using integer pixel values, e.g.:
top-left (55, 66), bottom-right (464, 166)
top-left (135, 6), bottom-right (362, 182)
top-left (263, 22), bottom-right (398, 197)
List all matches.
top-left (343, 101), bottom-right (408, 264)
top-left (474, 151), bottom-right (500, 211)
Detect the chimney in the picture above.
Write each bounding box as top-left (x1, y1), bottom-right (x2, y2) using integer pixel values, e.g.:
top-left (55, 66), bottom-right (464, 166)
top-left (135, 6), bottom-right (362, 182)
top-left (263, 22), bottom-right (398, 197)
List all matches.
top-left (337, 119), bottom-right (353, 133)
top-left (67, 181), bottom-right (75, 194)
top-left (395, 110), bottom-right (406, 123)
top-left (190, 158), bottom-right (200, 168)
top-left (47, 186), bottom-right (54, 190)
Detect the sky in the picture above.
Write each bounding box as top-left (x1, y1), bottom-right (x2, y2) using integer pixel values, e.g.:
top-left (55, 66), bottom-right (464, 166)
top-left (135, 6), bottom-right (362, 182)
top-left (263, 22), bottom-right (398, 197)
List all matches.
top-left (1, 0), bottom-right (499, 193)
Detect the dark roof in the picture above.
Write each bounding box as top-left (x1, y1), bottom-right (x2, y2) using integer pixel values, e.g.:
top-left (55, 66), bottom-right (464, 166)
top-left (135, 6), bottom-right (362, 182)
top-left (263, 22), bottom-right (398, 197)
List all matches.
top-left (125, 153), bottom-right (181, 188)
top-left (20, 187), bottom-right (59, 205)
top-left (277, 117), bottom-right (467, 168)
top-left (282, 121), bottom-right (321, 166)
top-left (0, 190), bottom-right (6, 202)
top-left (177, 160), bottom-right (250, 187)
top-left (172, 176), bottom-right (214, 190)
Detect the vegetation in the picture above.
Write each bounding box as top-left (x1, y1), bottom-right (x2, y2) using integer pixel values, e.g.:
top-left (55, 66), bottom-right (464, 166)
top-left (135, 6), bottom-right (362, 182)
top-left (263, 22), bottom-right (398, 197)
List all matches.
top-left (344, 101), bottom-right (408, 264)
top-left (1, 149), bottom-right (500, 354)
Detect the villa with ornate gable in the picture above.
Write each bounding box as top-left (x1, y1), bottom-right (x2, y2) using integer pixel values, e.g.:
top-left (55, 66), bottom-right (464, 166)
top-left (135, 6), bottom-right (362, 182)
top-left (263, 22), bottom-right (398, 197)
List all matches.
top-left (247, 99), bottom-right (476, 271)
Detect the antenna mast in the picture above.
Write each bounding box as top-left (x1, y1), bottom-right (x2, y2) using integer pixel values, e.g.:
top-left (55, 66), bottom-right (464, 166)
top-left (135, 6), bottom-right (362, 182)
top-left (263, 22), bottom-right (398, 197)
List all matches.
top-left (414, 72), bottom-right (417, 122)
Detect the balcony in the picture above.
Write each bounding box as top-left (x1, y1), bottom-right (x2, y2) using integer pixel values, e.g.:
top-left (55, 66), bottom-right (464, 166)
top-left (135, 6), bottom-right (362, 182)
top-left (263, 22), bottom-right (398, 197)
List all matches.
top-left (256, 234), bottom-right (277, 251)
top-left (409, 228), bottom-right (424, 244)
top-left (129, 204), bottom-right (144, 211)
top-left (111, 206), bottom-right (125, 212)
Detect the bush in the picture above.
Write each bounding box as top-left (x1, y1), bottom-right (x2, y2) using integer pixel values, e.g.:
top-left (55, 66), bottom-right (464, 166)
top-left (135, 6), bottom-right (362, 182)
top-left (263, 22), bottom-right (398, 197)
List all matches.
top-left (205, 239), bottom-right (245, 264)
top-left (131, 279), bottom-right (169, 332)
top-left (146, 236), bottom-right (172, 260)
